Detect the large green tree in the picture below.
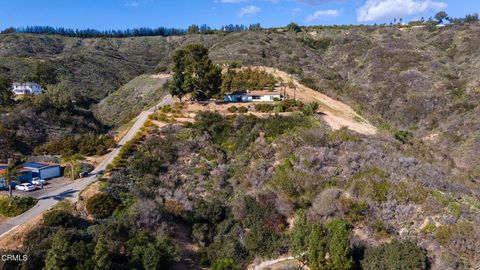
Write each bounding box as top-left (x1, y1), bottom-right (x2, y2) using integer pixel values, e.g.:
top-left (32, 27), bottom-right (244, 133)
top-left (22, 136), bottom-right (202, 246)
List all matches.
top-left (290, 210), bottom-right (310, 257)
top-left (44, 230), bottom-right (71, 270)
top-left (286, 22), bottom-right (302, 33)
top-left (126, 232), bottom-right (180, 269)
top-left (94, 236), bottom-right (112, 270)
top-left (434, 11), bottom-right (449, 24)
top-left (30, 61), bottom-right (57, 86)
top-left (307, 223), bottom-right (328, 270)
top-left (326, 220), bottom-right (354, 270)
top-left (187, 24), bottom-right (200, 34)
top-left (170, 44), bottom-right (222, 101)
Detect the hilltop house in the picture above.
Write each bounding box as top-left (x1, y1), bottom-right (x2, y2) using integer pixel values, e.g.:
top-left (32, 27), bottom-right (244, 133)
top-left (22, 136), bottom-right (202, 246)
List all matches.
top-left (11, 82), bottom-right (43, 96)
top-left (224, 90), bottom-right (283, 102)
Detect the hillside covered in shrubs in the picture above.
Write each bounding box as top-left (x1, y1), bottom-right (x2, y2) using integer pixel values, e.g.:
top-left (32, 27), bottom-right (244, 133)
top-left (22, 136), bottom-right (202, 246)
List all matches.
top-left (1, 24), bottom-right (479, 175)
top-left (0, 21), bottom-right (479, 269)
top-left (3, 110), bottom-right (478, 269)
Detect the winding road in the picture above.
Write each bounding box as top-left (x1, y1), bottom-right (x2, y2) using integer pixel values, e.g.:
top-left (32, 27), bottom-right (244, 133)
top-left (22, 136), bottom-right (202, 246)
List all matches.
top-left (0, 96), bottom-right (174, 238)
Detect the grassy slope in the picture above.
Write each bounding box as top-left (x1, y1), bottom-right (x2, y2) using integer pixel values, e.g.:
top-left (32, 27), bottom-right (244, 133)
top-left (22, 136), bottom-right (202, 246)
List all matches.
top-left (92, 74), bottom-right (170, 126)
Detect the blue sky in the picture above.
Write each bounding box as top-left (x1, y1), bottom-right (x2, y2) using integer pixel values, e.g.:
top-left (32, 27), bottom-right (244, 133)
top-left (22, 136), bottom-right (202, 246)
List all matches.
top-left (0, 0), bottom-right (478, 30)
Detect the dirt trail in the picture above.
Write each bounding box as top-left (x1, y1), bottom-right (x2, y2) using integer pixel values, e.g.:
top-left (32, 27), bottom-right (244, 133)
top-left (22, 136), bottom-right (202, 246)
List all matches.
top-left (252, 66), bottom-right (377, 135)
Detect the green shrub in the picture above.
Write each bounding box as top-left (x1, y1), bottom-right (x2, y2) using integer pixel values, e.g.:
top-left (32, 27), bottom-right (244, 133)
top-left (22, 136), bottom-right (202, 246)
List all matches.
top-left (286, 22), bottom-right (301, 33)
top-left (270, 157), bottom-right (300, 202)
top-left (237, 106), bottom-right (248, 114)
top-left (371, 220), bottom-right (389, 238)
top-left (435, 226), bottom-right (452, 245)
top-left (300, 76), bottom-right (319, 91)
top-left (86, 193), bottom-right (119, 219)
top-left (242, 196), bottom-right (286, 257)
top-left (33, 133), bottom-right (115, 157)
top-left (301, 102), bottom-right (319, 116)
top-left (254, 103), bottom-right (275, 113)
top-left (328, 127), bottom-right (359, 143)
top-left (0, 196), bottom-right (38, 217)
top-left (43, 210), bottom-right (74, 227)
top-left (227, 106), bottom-right (238, 113)
top-left (290, 214), bottom-right (355, 270)
top-left (394, 130), bottom-right (413, 144)
top-left (211, 258), bottom-right (239, 270)
top-left (126, 232), bottom-right (180, 269)
top-left (350, 167), bottom-right (390, 203)
top-left (378, 121), bottom-right (392, 131)
top-left (221, 68), bottom-right (277, 93)
top-left (193, 112), bottom-right (231, 145)
top-left (422, 223), bottom-right (437, 234)
top-left (155, 65), bottom-right (168, 73)
top-left (263, 114), bottom-right (312, 142)
top-left (361, 241), bottom-right (427, 270)
top-left (340, 198), bottom-right (368, 223)
top-left (161, 104), bottom-right (173, 113)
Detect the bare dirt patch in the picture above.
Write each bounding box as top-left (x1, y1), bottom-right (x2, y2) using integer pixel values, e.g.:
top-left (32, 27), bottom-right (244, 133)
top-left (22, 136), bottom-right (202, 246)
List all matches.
top-left (247, 66), bottom-right (377, 135)
top-left (0, 214), bottom-right (43, 250)
top-left (0, 215), bottom-right (9, 224)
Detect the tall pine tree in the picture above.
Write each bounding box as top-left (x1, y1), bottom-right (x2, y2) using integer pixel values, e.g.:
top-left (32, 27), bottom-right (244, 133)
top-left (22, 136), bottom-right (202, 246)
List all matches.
top-left (94, 236), bottom-right (111, 270)
top-left (44, 230), bottom-right (71, 270)
top-left (326, 220), bottom-right (354, 270)
top-left (307, 223), bottom-right (328, 270)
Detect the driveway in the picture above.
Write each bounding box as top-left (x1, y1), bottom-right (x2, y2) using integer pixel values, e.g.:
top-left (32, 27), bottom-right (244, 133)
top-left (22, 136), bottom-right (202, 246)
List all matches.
top-left (0, 96), bottom-right (175, 238)
top-left (0, 177), bottom-right (72, 199)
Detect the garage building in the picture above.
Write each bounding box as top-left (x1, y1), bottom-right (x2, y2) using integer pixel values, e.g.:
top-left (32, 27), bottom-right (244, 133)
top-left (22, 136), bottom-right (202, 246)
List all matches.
top-left (22, 162), bottom-right (61, 180)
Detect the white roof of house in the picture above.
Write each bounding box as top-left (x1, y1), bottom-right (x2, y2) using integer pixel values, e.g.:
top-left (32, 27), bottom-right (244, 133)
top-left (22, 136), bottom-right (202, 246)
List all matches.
top-left (248, 90), bottom-right (282, 96)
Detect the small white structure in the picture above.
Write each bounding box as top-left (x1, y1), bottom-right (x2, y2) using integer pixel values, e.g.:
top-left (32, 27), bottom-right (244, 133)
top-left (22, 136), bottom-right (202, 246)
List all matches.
top-left (224, 90), bottom-right (283, 102)
top-left (249, 91), bottom-right (283, 102)
top-left (11, 82), bottom-right (43, 96)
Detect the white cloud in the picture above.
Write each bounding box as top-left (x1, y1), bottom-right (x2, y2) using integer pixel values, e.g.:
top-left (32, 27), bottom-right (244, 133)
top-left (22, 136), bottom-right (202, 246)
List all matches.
top-left (357, 0), bottom-right (447, 22)
top-left (238, 5), bottom-right (261, 17)
top-left (305, 9), bottom-right (342, 21)
top-left (292, 7), bottom-right (302, 16)
top-left (125, 1), bottom-right (141, 7)
top-left (125, 0), bottom-right (153, 7)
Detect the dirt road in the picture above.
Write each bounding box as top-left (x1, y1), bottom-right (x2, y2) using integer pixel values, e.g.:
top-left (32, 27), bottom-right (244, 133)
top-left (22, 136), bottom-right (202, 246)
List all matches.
top-left (252, 67), bottom-right (377, 135)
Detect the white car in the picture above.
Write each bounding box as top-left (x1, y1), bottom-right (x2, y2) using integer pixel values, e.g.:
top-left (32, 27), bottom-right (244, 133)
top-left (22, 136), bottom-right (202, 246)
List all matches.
top-left (15, 183), bottom-right (37, 192)
top-left (32, 178), bottom-right (46, 186)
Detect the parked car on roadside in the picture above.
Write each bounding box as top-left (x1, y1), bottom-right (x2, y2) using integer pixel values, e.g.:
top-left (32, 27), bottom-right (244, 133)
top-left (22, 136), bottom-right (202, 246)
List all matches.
top-left (32, 178), bottom-right (46, 186)
top-left (15, 183), bottom-right (37, 192)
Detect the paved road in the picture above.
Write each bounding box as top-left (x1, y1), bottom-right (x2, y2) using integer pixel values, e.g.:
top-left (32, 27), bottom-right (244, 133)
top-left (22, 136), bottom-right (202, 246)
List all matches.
top-left (0, 96), bottom-right (174, 238)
